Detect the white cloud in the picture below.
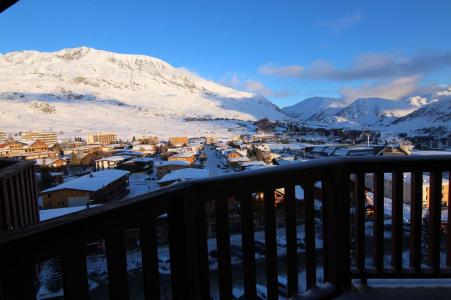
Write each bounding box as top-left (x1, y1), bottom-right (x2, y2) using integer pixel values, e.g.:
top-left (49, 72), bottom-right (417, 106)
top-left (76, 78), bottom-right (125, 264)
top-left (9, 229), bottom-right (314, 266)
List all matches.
top-left (258, 51), bottom-right (451, 81)
top-left (221, 73), bottom-right (291, 98)
top-left (259, 64), bottom-right (303, 77)
top-left (340, 76), bottom-right (421, 103)
top-left (315, 13), bottom-right (362, 33)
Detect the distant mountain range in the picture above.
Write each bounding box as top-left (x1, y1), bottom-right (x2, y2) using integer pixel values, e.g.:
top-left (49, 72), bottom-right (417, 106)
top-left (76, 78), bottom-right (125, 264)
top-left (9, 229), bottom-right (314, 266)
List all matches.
top-left (0, 47), bottom-right (449, 138)
top-left (283, 89), bottom-right (451, 135)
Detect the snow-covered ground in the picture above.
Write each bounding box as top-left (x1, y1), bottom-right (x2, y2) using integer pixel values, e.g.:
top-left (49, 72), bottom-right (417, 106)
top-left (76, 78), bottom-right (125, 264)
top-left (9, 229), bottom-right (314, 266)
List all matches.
top-left (0, 47), bottom-right (286, 138)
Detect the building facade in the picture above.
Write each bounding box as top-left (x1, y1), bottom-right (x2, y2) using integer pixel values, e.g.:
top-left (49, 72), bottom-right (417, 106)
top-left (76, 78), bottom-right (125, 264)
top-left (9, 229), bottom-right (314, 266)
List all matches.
top-left (20, 131), bottom-right (57, 145)
top-left (87, 132), bottom-right (118, 145)
top-left (41, 169), bottom-right (130, 208)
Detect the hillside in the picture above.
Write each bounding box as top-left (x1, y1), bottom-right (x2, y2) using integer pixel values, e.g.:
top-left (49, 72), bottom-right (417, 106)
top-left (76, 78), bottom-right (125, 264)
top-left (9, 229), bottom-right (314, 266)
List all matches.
top-left (0, 47), bottom-right (287, 138)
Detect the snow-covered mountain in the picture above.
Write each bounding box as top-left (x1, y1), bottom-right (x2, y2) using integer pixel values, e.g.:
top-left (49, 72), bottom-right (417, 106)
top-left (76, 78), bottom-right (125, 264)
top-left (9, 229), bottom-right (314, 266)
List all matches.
top-left (282, 97), bottom-right (345, 121)
top-left (0, 47), bottom-right (287, 138)
top-left (391, 96), bottom-right (451, 134)
top-left (332, 97), bottom-right (419, 127)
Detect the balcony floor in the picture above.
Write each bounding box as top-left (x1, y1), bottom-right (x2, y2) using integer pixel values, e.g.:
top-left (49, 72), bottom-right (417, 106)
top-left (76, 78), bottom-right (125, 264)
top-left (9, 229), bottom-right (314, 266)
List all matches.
top-left (337, 279), bottom-right (451, 300)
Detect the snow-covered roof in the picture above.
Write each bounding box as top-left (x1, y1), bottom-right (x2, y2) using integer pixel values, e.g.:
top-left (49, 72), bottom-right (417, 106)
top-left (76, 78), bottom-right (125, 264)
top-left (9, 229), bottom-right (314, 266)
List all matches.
top-left (41, 169), bottom-right (130, 193)
top-left (169, 152), bottom-right (196, 158)
top-left (156, 160), bottom-right (190, 167)
top-left (158, 168), bottom-right (209, 184)
top-left (228, 157), bottom-right (250, 163)
top-left (40, 205), bottom-right (100, 221)
top-left (113, 151), bottom-right (143, 156)
top-left (411, 150), bottom-right (451, 156)
top-left (241, 161), bottom-right (267, 167)
top-left (95, 155), bottom-right (132, 162)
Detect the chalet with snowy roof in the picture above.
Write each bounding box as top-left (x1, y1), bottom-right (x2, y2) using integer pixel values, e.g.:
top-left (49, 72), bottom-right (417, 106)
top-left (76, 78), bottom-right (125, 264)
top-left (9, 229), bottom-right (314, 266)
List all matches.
top-left (34, 158), bottom-right (67, 168)
top-left (332, 147), bottom-right (374, 157)
top-left (95, 155), bottom-right (132, 170)
top-left (41, 169), bottom-right (130, 208)
top-left (132, 144), bottom-right (156, 155)
top-left (119, 157), bottom-right (154, 172)
top-left (155, 160), bottom-right (190, 179)
top-left (158, 168), bottom-right (209, 187)
top-left (168, 136), bottom-right (188, 148)
top-left (64, 144), bottom-right (102, 158)
top-left (167, 152), bottom-right (197, 165)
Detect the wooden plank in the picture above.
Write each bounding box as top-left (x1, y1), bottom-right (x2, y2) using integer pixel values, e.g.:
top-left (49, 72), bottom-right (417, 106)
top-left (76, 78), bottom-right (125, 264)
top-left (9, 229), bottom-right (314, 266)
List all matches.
top-left (25, 167), bottom-right (36, 224)
top-left (410, 171), bottom-right (423, 272)
top-left (354, 173), bottom-right (365, 275)
top-left (215, 196), bottom-right (232, 300)
top-left (19, 170), bottom-right (30, 225)
top-left (240, 193), bottom-right (256, 299)
top-left (391, 172), bottom-right (403, 273)
top-left (0, 180), bottom-right (12, 230)
top-left (105, 230), bottom-right (130, 300)
top-left (140, 218), bottom-right (160, 300)
top-left (7, 178), bottom-right (18, 229)
top-left (285, 185), bottom-right (298, 297)
top-left (12, 175), bottom-right (25, 227)
top-left (61, 244), bottom-right (89, 300)
top-left (167, 192), bottom-right (210, 300)
top-left (322, 171), bottom-right (352, 290)
top-left (168, 197), bottom-right (185, 300)
top-left (304, 182), bottom-right (316, 289)
top-left (193, 197), bottom-right (211, 300)
top-left (428, 171), bottom-right (442, 273)
top-left (264, 189), bottom-right (278, 300)
top-left (373, 172), bottom-right (384, 272)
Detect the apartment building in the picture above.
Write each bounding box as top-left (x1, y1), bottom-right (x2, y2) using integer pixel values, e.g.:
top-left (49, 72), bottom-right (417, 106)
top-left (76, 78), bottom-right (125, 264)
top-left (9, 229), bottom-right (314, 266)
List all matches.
top-left (87, 132), bottom-right (118, 145)
top-left (20, 131), bottom-right (57, 146)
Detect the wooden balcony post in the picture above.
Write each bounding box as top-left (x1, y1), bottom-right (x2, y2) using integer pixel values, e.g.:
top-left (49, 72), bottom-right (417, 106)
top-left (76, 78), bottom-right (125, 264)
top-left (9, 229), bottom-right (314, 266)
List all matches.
top-left (322, 167), bottom-right (351, 292)
top-left (168, 190), bottom-right (210, 300)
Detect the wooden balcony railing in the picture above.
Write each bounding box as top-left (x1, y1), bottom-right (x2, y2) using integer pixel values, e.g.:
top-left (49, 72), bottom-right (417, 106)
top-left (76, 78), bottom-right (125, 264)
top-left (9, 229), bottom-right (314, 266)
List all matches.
top-left (0, 156), bottom-right (450, 300)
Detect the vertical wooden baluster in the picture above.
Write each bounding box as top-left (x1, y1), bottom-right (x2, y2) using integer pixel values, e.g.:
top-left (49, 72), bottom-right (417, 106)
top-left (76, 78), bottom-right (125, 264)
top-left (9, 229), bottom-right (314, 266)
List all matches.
top-left (323, 171), bottom-right (351, 291)
top-left (194, 195), bottom-right (211, 300)
top-left (240, 193), bottom-right (256, 299)
top-left (429, 171), bottom-right (442, 273)
top-left (285, 185), bottom-right (298, 297)
top-left (410, 171), bottom-right (423, 272)
top-left (168, 192), bottom-right (211, 300)
top-left (0, 180), bottom-right (11, 230)
top-left (304, 181), bottom-right (316, 290)
top-left (354, 173), bottom-right (365, 278)
top-left (391, 172), bottom-right (403, 273)
top-left (140, 217), bottom-right (160, 300)
top-left (61, 244), bottom-right (90, 300)
top-left (106, 230), bottom-right (129, 300)
top-left (373, 172), bottom-right (384, 272)
top-left (7, 179), bottom-right (18, 229)
top-left (264, 189), bottom-right (278, 300)
top-left (215, 196), bottom-right (232, 300)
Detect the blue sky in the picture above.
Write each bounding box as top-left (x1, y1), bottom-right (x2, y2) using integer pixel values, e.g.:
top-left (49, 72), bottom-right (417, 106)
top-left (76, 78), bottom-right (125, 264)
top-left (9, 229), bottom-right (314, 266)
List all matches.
top-left (1, 0), bottom-right (451, 107)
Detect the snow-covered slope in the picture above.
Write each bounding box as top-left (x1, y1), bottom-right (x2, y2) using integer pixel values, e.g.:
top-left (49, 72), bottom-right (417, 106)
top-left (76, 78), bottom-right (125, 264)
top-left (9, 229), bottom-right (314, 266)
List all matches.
top-left (391, 96), bottom-right (451, 134)
top-left (0, 47), bottom-right (287, 138)
top-left (282, 97), bottom-right (345, 121)
top-left (332, 97), bottom-right (418, 127)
